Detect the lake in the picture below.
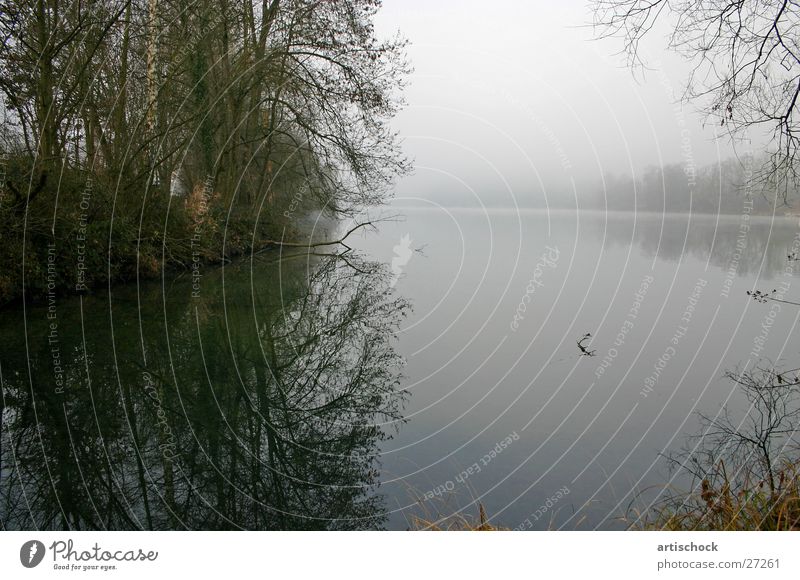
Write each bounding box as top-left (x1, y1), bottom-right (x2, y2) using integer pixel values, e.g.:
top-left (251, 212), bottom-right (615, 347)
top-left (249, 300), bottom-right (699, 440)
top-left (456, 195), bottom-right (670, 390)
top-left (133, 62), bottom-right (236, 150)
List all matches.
top-left (2, 208), bottom-right (800, 530)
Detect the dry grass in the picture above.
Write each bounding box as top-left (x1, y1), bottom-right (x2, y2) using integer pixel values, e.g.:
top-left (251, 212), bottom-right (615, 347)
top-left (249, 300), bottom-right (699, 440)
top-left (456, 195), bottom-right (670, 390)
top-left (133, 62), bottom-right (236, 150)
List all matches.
top-left (636, 461), bottom-right (800, 530)
top-left (410, 502), bottom-right (508, 531)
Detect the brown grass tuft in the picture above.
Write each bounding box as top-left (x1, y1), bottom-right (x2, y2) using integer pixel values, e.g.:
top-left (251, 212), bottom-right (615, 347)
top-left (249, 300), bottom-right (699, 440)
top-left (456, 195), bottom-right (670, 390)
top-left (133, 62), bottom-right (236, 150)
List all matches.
top-left (640, 461), bottom-right (800, 530)
top-left (410, 502), bottom-right (508, 531)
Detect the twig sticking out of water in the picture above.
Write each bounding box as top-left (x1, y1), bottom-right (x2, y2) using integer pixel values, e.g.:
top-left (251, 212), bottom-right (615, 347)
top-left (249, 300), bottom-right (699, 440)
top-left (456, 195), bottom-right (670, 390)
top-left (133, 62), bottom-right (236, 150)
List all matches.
top-left (577, 333), bottom-right (596, 357)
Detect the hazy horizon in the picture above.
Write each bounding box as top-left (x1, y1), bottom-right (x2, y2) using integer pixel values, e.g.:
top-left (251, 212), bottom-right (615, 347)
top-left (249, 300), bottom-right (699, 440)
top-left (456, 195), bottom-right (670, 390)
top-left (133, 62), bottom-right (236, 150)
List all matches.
top-left (374, 0), bottom-right (770, 210)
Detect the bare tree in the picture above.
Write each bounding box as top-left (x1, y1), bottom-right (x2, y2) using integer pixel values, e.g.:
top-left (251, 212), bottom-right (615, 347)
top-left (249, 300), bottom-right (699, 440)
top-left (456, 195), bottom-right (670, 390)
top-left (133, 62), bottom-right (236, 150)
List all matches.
top-left (0, 0), bottom-right (410, 301)
top-left (593, 0), bottom-right (800, 197)
top-left (700, 365), bottom-right (800, 492)
top-left (640, 362), bottom-right (800, 530)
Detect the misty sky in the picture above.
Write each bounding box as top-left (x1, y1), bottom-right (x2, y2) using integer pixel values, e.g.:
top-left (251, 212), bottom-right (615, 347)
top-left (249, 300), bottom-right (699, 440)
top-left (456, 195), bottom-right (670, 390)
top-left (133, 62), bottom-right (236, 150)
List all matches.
top-left (375, 0), bottom-right (748, 207)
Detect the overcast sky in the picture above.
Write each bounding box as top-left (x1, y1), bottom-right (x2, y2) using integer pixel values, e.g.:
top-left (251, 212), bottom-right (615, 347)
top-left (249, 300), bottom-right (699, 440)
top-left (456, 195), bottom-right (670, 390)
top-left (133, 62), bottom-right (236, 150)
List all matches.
top-left (374, 0), bottom-right (748, 207)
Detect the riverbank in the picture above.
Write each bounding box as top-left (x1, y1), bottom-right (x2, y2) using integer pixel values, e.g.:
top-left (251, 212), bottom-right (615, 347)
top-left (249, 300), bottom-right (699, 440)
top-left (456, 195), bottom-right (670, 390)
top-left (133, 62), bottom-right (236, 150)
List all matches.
top-left (636, 461), bottom-right (800, 531)
top-left (0, 162), bottom-right (324, 309)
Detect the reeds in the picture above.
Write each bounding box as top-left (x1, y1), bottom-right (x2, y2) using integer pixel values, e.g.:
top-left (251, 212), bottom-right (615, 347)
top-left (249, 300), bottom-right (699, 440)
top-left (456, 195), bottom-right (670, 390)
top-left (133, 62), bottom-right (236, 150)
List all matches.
top-left (639, 461), bottom-right (800, 530)
top-left (410, 502), bottom-right (508, 531)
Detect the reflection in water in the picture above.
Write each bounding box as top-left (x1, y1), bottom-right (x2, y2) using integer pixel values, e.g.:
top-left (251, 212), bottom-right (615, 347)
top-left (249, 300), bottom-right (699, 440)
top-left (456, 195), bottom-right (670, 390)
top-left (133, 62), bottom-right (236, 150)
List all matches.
top-left (350, 208), bottom-right (800, 530)
top-left (596, 212), bottom-right (800, 279)
top-left (0, 253), bottom-right (409, 530)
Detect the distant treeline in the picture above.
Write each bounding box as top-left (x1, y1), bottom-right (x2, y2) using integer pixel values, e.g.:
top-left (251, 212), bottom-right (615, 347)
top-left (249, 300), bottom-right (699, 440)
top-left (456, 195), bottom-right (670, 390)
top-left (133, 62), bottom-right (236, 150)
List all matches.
top-left (594, 157), bottom-right (799, 215)
top-left (0, 0), bottom-right (408, 305)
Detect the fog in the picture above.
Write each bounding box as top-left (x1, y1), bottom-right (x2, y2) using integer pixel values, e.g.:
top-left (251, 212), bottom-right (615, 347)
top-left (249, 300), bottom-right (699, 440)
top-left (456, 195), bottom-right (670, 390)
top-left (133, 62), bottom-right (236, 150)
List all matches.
top-left (4, 0), bottom-right (799, 538)
top-left (374, 0), bottom-right (750, 208)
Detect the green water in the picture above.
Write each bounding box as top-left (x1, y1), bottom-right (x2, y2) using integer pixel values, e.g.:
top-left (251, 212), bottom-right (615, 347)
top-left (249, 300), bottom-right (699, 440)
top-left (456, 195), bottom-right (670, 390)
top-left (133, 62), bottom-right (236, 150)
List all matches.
top-left (0, 251), bottom-right (408, 530)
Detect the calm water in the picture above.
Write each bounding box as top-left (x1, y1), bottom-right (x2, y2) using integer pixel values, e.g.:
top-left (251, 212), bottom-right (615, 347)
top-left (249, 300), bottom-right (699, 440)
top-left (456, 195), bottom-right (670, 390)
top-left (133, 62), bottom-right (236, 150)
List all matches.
top-left (3, 208), bottom-right (800, 529)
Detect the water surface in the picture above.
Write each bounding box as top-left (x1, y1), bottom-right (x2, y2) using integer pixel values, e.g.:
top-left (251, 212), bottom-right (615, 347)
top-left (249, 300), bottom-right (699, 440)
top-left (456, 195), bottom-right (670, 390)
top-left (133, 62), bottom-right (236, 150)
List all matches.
top-left (351, 207), bottom-right (800, 529)
top-left (3, 208), bottom-right (799, 530)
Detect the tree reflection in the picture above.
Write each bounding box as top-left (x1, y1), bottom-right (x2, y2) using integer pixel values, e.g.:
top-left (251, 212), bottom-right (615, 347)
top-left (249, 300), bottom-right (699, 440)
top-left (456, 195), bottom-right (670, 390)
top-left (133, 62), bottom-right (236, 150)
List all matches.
top-left (0, 253), bottom-right (409, 530)
top-left (596, 213), bottom-right (800, 279)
